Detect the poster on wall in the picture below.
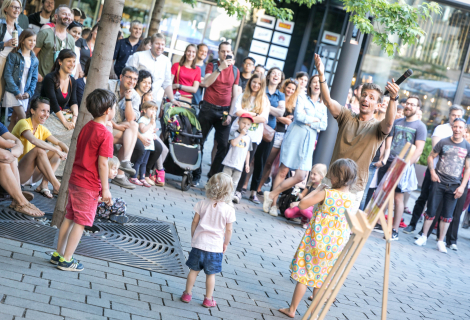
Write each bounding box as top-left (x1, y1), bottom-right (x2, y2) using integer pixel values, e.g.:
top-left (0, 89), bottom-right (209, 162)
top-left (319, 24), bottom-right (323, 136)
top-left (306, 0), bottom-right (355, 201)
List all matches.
top-left (322, 31), bottom-right (341, 45)
top-left (275, 20), bottom-right (295, 34)
top-left (271, 31), bottom-right (291, 47)
top-left (253, 27), bottom-right (273, 42)
top-left (256, 15), bottom-right (276, 29)
top-left (249, 52), bottom-right (266, 66)
top-left (250, 40), bottom-right (270, 55)
top-left (265, 58), bottom-right (285, 71)
top-left (268, 44), bottom-right (288, 60)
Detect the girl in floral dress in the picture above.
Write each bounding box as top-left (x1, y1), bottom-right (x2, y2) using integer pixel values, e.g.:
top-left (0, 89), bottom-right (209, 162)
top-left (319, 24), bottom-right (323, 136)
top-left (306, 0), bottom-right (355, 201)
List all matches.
top-left (279, 159), bottom-right (358, 318)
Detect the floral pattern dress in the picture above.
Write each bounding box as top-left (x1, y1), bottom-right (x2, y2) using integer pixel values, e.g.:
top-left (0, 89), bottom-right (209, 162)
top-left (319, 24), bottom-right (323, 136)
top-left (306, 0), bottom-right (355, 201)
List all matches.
top-left (290, 189), bottom-right (352, 288)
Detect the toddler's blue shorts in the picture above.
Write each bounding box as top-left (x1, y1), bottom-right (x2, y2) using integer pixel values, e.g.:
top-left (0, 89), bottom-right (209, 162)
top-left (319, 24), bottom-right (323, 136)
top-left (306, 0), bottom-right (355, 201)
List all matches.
top-left (186, 248), bottom-right (223, 275)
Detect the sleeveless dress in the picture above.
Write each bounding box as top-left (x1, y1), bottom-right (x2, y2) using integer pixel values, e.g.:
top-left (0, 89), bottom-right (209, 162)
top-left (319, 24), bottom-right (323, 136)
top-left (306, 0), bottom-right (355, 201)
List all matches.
top-left (290, 189), bottom-right (352, 288)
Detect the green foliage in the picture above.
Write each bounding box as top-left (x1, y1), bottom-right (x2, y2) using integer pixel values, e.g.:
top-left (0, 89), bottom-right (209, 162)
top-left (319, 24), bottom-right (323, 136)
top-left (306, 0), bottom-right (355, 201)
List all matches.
top-left (180, 0), bottom-right (442, 58)
top-left (418, 137), bottom-right (433, 166)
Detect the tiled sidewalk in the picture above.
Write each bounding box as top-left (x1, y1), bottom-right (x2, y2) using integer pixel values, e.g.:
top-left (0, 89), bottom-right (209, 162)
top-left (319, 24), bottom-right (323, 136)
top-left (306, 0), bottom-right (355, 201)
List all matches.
top-left (1, 137), bottom-right (470, 319)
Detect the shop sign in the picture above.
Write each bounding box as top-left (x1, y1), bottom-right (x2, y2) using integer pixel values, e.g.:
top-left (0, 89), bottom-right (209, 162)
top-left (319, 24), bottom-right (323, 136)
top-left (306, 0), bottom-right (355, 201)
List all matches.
top-left (275, 20), bottom-right (294, 34)
top-left (265, 58), bottom-right (285, 71)
top-left (253, 27), bottom-right (273, 42)
top-left (322, 31), bottom-right (341, 45)
top-left (250, 40), bottom-right (270, 55)
top-left (248, 52), bottom-right (266, 66)
top-left (269, 44), bottom-right (288, 60)
top-left (271, 31), bottom-right (291, 47)
top-left (257, 14), bottom-right (276, 29)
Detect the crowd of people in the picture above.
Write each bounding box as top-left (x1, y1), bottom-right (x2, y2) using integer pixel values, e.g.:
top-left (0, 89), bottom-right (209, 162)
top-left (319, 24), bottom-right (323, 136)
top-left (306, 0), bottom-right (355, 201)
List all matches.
top-left (1, 0), bottom-right (470, 315)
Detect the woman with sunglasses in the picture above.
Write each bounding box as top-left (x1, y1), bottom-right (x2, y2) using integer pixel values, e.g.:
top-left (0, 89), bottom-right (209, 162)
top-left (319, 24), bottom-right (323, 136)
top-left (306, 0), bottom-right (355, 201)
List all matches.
top-left (263, 74), bottom-right (328, 216)
top-left (252, 78), bottom-right (301, 203)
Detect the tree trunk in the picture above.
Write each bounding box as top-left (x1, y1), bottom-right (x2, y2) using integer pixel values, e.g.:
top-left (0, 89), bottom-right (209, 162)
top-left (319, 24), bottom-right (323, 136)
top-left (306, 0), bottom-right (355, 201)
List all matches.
top-left (148, 0), bottom-right (165, 36)
top-left (51, 0), bottom-right (125, 227)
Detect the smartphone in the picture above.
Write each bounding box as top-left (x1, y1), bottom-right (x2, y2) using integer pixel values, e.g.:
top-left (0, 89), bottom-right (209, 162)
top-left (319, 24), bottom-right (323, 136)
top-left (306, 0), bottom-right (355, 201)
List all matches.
top-left (226, 55), bottom-right (233, 60)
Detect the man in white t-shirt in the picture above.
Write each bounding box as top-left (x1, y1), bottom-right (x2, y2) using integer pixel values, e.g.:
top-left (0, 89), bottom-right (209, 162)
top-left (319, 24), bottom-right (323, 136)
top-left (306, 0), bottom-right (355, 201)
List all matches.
top-left (404, 104), bottom-right (464, 234)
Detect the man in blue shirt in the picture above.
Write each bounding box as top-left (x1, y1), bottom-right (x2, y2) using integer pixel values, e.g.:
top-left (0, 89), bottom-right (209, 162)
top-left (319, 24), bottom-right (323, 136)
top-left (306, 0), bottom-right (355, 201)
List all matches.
top-left (113, 20), bottom-right (142, 77)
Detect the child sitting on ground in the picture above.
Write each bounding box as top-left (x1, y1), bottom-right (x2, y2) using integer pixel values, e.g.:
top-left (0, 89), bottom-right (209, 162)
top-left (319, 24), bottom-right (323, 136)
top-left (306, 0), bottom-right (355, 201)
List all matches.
top-left (221, 113), bottom-right (253, 204)
top-left (285, 164), bottom-right (327, 229)
top-left (129, 101), bottom-right (158, 187)
top-left (96, 156), bottom-right (128, 224)
top-left (279, 159), bottom-right (357, 318)
top-left (181, 173), bottom-right (236, 308)
top-left (49, 89), bottom-right (115, 272)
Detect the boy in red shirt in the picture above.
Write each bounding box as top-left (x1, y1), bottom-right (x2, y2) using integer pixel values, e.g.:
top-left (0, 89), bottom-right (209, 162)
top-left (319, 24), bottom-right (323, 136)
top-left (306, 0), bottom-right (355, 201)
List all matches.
top-left (50, 89), bottom-right (116, 271)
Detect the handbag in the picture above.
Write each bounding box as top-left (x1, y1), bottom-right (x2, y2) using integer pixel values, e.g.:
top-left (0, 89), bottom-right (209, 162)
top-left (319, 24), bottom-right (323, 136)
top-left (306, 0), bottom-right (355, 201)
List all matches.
top-left (262, 124), bottom-right (275, 142)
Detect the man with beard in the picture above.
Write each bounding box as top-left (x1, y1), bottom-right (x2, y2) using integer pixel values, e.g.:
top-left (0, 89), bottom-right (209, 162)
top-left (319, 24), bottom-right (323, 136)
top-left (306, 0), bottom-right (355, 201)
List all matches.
top-left (376, 95), bottom-right (427, 240)
top-left (34, 5), bottom-right (75, 97)
top-left (314, 54), bottom-right (398, 214)
top-left (28, 0), bottom-right (54, 33)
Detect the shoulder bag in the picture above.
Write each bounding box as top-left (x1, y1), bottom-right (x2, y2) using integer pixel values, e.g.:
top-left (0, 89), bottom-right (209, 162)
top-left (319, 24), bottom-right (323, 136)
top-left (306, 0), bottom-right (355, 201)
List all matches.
top-left (263, 124), bottom-right (275, 142)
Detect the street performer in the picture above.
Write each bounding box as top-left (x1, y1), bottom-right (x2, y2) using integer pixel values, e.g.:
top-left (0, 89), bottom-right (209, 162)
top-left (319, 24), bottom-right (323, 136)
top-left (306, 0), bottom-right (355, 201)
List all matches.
top-left (313, 53), bottom-right (399, 213)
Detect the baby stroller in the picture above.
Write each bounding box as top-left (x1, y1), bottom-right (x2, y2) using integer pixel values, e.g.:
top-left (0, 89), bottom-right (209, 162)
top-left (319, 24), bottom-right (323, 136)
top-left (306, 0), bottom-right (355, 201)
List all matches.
top-left (160, 101), bottom-right (203, 191)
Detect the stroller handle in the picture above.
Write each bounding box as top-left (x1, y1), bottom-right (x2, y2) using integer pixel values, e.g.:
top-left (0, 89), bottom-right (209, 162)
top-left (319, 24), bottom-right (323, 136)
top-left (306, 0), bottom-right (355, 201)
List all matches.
top-left (179, 132), bottom-right (203, 139)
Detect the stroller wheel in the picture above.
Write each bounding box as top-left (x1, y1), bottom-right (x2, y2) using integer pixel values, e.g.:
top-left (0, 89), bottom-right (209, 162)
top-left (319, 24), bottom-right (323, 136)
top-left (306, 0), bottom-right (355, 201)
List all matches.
top-left (181, 175), bottom-right (191, 191)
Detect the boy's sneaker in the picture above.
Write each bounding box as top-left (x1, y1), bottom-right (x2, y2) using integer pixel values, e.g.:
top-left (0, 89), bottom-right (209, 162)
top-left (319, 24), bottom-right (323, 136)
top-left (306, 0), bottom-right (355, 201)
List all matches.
top-left (57, 258), bottom-right (84, 272)
top-left (391, 229), bottom-right (399, 241)
top-left (119, 161), bottom-right (136, 176)
top-left (373, 224), bottom-right (384, 233)
top-left (414, 235), bottom-right (427, 246)
top-left (437, 241), bottom-right (447, 253)
top-left (49, 251), bottom-right (61, 265)
top-left (111, 176), bottom-right (136, 189)
top-left (202, 296), bottom-right (217, 308)
top-left (402, 225), bottom-right (415, 234)
top-left (109, 214), bottom-right (129, 224)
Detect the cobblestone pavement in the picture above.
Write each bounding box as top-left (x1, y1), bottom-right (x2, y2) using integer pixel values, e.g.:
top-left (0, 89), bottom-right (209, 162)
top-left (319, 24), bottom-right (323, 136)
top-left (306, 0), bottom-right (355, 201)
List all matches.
top-left (1, 135), bottom-right (470, 320)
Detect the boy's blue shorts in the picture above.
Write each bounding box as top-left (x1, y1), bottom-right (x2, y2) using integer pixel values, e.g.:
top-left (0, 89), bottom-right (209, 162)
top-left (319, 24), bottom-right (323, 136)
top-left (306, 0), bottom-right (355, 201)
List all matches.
top-left (186, 248), bottom-right (223, 275)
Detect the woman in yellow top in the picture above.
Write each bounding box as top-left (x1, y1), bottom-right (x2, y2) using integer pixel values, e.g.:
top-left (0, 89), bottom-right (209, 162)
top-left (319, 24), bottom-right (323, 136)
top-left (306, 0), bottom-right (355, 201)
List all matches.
top-left (11, 97), bottom-right (68, 198)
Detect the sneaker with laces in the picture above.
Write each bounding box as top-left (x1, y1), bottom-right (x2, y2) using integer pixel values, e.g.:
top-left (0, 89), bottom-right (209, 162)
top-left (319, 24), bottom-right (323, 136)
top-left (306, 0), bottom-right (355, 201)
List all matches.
top-left (57, 257), bottom-right (84, 271)
top-left (402, 225), bottom-right (415, 234)
top-left (437, 241), bottom-right (447, 253)
top-left (373, 224), bottom-right (384, 233)
top-left (232, 191), bottom-right (241, 204)
top-left (111, 176), bottom-right (136, 189)
top-left (269, 205), bottom-right (279, 217)
top-left (391, 229), bottom-right (399, 241)
top-left (119, 161), bottom-right (136, 176)
top-left (414, 235), bottom-right (427, 246)
top-left (263, 191), bottom-right (273, 213)
top-left (448, 244), bottom-right (458, 251)
top-left (49, 251), bottom-right (61, 265)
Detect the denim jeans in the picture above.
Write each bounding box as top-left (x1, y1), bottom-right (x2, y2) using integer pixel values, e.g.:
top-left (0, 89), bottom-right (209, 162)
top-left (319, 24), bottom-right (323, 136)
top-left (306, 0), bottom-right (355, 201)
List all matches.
top-left (360, 162), bottom-right (377, 210)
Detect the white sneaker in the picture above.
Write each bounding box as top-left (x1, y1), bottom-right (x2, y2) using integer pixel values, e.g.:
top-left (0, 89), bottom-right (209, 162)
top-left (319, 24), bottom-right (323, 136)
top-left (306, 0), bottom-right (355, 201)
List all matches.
top-left (437, 241), bottom-right (447, 253)
top-left (263, 191), bottom-right (273, 213)
top-left (414, 235), bottom-right (427, 246)
top-left (269, 205), bottom-right (278, 217)
top-left (448, 244), bottom-right (458, 251)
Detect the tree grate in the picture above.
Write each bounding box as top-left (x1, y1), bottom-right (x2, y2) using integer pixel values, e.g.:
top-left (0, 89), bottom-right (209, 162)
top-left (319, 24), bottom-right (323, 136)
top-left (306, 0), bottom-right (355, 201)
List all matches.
top-left (0, 200), bottom-right (188, 278)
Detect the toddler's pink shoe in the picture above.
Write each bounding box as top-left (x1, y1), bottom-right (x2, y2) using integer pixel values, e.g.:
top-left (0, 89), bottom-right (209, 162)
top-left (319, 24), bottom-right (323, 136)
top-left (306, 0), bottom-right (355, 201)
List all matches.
top-left (202, 296), bottom-right (217, 308)
top-left (181, 291), bottom-right (192, 303)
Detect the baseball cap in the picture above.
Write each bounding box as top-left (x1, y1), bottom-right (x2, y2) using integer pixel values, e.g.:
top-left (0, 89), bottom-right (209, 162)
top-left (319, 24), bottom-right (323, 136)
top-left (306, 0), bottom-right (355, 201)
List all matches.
top-left (240, 113), bottom-right (254, 123)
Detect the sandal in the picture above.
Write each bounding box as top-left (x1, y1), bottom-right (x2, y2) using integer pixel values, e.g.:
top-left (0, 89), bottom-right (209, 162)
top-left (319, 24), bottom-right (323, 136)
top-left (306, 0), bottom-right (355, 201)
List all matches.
top-left (13, 202), bottom-right (44, 217)
top-left (140, 179), bottom-right (151, 188)
top-left (35, 188), bottom-right (53, 199)
top-left (129, 178), bottom-right (143, 186)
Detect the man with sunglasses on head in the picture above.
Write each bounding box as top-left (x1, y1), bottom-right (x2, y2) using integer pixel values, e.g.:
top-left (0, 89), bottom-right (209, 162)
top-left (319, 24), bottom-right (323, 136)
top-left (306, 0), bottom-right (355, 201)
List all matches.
top-left (375, 95), bottom-right (427, 241)
top-left (239, 57), bottom-right (255, 91)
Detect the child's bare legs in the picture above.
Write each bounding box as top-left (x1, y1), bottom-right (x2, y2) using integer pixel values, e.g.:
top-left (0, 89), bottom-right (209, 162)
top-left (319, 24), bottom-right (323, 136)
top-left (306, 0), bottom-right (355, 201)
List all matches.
top-left (206, 274), bottom-right (215, 299)
top-left (185, 269), bottom-right (200, 295)
top-left (56, 218), bottom-right (74, 256)
top-left (279, 282), bottom-right (307, 318)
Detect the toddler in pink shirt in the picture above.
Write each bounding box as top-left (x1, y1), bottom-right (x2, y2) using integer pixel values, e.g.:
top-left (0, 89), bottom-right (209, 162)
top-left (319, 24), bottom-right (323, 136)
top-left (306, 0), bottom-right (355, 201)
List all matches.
top-left (181, 173), bottom-right (236, 308)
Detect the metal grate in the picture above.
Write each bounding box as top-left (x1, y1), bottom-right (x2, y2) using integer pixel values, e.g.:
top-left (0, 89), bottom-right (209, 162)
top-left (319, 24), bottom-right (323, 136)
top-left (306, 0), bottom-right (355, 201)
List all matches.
top-left (0, 203), bottom-right (188, 278)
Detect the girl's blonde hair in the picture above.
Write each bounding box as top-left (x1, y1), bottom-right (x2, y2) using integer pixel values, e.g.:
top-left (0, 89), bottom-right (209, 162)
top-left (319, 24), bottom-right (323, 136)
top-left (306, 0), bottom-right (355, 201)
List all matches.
top-left (1, 0), bottom-right (21, 20)
top-left (241, 72), bottom-right (267, 115)
top-left (311, 163), bottom-right (327, 179)
top-left (141, 101), bottom-right (158, 112)
top-left (205, 172), bottom-right (233, 202)
top-left (281, 79), bottom-right (301, 114)
top-left (108, 156), bottom-right (120, 168)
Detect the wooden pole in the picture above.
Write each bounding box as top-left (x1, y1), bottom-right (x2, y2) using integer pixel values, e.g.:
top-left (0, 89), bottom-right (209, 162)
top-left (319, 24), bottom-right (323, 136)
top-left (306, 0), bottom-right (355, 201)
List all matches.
top-left (51, 0), bottom-right (125, 227)
top-left (381, 193), bottom-right (394, 320)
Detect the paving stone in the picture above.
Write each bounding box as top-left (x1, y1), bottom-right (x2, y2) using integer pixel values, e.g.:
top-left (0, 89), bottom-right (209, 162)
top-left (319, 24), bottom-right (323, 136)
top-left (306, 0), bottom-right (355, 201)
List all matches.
top-left (60, 307), bottom-right (107, 320)
top-left (103, 308), bottom-right (131, 320)
top-left (24, 309), bottom-right (65, 320)
top-left (34, 285), bottom-right (86, 302)
top-left (50, 296), bottom-right (104, 315)
top-left (5, 295), bottom-right (60, 315)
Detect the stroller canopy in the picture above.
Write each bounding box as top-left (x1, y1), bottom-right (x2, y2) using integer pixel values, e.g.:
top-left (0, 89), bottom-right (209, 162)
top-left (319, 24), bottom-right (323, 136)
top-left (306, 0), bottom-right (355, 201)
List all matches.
top-left (163, 105), bottom-right (201, 131)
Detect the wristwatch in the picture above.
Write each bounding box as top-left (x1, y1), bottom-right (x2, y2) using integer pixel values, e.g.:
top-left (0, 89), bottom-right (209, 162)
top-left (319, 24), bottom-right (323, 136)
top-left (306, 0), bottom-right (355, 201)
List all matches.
top-left (125, 98), bottom-right (132, 102)
top-left (6, 148), bottom-right (11, 152)
top-left (390, 95), bottom-right (399, 101)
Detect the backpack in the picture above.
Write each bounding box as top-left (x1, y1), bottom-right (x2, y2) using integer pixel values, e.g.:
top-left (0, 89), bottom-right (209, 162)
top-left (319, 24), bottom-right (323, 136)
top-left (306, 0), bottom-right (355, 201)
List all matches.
top-left (211, 59), bottom-right (239, 85)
